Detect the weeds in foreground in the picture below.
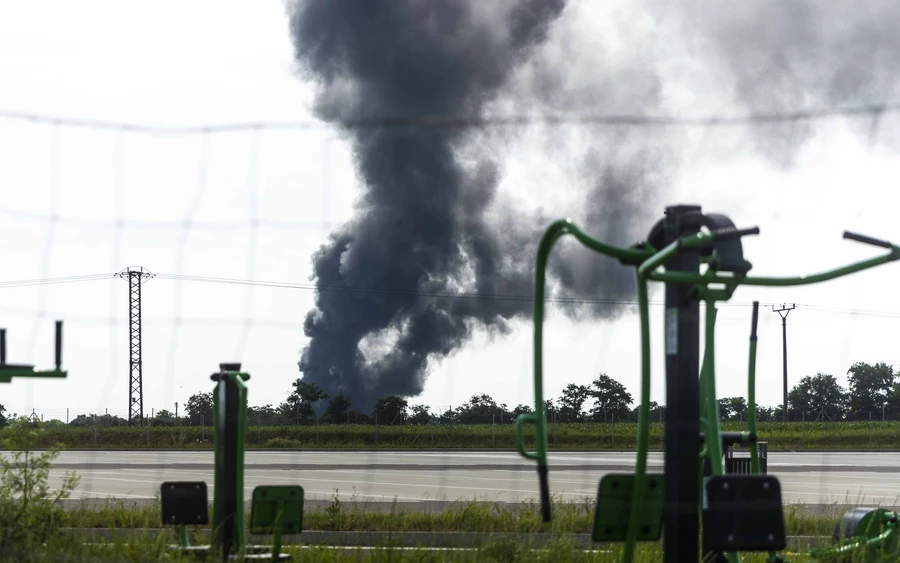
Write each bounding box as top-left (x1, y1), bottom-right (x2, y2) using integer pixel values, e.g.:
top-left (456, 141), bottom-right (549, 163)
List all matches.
top-left (0, 425), bottom-right (80, 556)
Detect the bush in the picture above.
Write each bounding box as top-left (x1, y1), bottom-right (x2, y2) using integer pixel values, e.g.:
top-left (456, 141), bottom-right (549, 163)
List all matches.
top-left (263, 437), bottom-right (304, 448)
top-left (0, 426), bottom-right (80, 556)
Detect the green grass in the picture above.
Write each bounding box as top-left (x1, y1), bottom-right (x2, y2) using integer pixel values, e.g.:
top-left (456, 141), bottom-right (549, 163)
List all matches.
top-left (62, 496), bottom-right (843, 537)
top-left (7, 420), bottom-right (900, 450)
top-left (2, 533), bottom-right (820, 563)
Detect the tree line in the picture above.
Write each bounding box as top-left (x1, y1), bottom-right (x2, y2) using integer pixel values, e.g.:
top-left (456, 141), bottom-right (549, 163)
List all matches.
top-left (0, 361), bottom-right (896, 428)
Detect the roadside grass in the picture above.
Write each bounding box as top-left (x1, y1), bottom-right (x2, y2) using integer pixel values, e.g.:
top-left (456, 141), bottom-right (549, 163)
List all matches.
top-left (63, 495), bottom-right (844, 537)
top-left (2, 532), bottom-right (820, 563)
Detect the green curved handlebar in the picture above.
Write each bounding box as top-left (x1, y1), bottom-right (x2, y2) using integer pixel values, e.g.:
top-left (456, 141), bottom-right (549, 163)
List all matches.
top-left (514, 219), bottom-right (655, 523)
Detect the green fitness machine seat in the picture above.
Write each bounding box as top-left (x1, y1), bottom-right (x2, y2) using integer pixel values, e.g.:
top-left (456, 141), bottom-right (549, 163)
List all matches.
top-left (514, 205), bottom-right (900, 563)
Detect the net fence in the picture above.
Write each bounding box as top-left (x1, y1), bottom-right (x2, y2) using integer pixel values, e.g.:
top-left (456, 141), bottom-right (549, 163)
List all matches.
top-left (2, 108), bottom-right (900, 512)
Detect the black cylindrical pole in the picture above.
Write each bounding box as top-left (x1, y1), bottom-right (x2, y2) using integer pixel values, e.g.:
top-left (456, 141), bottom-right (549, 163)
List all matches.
top-left (782, 317), bottom-right (788, 422)
top-left (0, 328), bottom-right (6, 364)
top-left (655, 205), bottom-right (703, 563)
top-left (55, 320), bottom-right (62, 369)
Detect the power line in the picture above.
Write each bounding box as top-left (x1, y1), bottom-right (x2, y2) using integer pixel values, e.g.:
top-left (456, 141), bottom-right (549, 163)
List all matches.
top-left (3, 271), bottom-right (900, 319)
top-left (1, 102), bottom-right (899, 134)
top-left (0, 273), bottom-right (115, 288)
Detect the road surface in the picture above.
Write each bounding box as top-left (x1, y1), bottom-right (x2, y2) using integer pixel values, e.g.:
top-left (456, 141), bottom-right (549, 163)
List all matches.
top-left (37, 450), bottom-right (900, 508)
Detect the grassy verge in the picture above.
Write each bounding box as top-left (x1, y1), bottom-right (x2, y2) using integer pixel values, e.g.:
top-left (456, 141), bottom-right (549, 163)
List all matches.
top-left (62, 496), bottom-right (843, 537)
top-left (2, 533), bottom-right (820, 563)
top-left (6, 420), bottom-right (900, 450)
top-left (16, 499), bottom-right (839, 562)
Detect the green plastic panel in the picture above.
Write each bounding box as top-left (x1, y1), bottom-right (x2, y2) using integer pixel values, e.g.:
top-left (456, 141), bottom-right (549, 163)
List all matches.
top-left (592, 473), bottom-right (664, 543)
top-left (250, 485), bottom-right (304, 535)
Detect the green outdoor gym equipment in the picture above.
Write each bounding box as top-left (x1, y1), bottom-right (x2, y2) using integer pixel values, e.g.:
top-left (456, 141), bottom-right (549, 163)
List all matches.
top-left (0, 321), bottom-right (67, 383)
top-left (514, 205), bottom-right (900, 563)
top-left (160, 363), bottom-right (302, 561)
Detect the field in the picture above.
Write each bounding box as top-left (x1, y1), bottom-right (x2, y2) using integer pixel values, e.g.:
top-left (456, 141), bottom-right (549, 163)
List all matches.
top-left (6, 420), bottom-right (900, 449)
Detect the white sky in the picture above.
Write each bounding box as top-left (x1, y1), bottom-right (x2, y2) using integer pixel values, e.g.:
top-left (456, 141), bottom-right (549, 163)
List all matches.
top-left (1, 1), bottom-right (899, 421)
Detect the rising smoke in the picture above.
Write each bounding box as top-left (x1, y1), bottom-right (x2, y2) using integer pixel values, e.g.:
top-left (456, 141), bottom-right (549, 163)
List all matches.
top-left (287, 0), bottom-right (900, 408)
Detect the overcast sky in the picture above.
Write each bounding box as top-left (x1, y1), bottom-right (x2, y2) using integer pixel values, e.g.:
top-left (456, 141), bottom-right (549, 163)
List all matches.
top-left (2, 0), bottom-right (900, 422)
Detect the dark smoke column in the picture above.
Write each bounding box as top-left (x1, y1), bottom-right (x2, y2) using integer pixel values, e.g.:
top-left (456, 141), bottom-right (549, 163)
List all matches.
top-left (287, 0), bottom-right (566, 409)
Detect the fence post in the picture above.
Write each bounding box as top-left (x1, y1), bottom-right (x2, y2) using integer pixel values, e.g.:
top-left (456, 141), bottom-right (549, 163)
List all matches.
top-left (492, 413), bottom-right (495, 448)
top-left (201, 414), bottom-right (205, 442)
top-left (375, 414), bottom-right (378, 446)
top-left (612, 412), bottom-right (615, 448)
top-left (316, 416), bottom-right (319, 445)
top-left (258, 413), bottom-right (261, 445)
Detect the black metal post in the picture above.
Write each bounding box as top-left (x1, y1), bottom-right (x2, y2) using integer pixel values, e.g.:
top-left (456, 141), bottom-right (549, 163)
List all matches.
top-left (651, 205), bottom-right (704, 563)
top-left (212, 362), bottom-right (243, 560)
top-left (118, 267), bottom-right (153, 426)
top-left (0, 328), bottom-right (6, 364)
top-left (773, 304), bottom-right (796, 422)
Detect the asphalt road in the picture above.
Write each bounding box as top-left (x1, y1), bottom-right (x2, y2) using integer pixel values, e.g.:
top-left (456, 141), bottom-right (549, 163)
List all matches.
top-left (39, 450), bottom-right (900, 507)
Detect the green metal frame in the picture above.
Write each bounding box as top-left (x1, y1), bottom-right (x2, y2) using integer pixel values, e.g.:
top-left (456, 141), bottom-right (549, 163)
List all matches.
top-left (212, 367), bottom-right (250, 558)
top-left (0, 321), bottom-right (67, 383)
top-left (514, 217), bottom-right (900, 563)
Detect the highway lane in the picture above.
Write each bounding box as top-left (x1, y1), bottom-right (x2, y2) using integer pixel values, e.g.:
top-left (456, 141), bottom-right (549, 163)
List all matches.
top-left (40, 450), bottom-right (900, 507)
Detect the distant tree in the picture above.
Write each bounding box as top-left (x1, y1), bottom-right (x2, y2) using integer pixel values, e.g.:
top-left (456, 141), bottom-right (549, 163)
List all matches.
top-left (756, 405), bottom-right (777, 422)
top-left (323, 394), bottom-right (353, 423)
top-left (42, 419), bottom-right (66, 429)
top-left (408, 404), bottom-right (432, 425)
top-left (0, 404), bottom-right (7, 428)
top-left (788, 374), bottom-right (848, 422)
top-left (648, 401), bottom-right (665, 422)
top-left (511, 404), bottom-right (534, 418)
top-left (185, 392), bottom-right (213, 425)
top-left (543, 399), bottom-right (556, 420)
top-left (589, 374), bottom-right (633, 421)
top-left (717, 397), bottom-right (748, 421)
top-left (629, 401), bottom-right (666, 423)
top-left (847, 362), bottom-right (895, 420)
top-left (276, 402), bottom-right (297, 424)
top-left (373, 395), bottom-right (409, 425)
top-left (456, 394), bottom-right (504, 424)
top-left (556, 384), bottom-right (590, 422)
top-left (438, 406), bottom-right (458, 423)
top-left (248, 404), bottom-right (285, 426)
top-left (347, 410), bottom-right (372, 424)
top-left (67, 414), bottom-right (127, 428)
top-left (286, 380), bottom-right (329, 424)
top-left (151, 409), bottom-right (178, 427)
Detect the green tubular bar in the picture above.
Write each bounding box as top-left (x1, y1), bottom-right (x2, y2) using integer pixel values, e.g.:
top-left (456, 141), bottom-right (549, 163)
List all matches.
top-left (620, 272), bottom-right (652, 562)
top-left (748, 303), bottom-right (760, 475)
top-left (514, 219), bottom-right (654, 522)
top-left (233, 371), bottom-right (249, 554)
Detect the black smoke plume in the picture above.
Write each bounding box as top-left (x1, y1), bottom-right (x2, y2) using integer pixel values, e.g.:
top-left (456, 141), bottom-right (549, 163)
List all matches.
top-left (287, 0), bottom-right (583, 408)
top-left (288, 0), bottom-right (900, 409)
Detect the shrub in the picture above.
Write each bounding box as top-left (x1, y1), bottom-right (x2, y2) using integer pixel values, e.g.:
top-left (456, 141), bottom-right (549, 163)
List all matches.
top-left (0, 425), bottom-right (80, 555)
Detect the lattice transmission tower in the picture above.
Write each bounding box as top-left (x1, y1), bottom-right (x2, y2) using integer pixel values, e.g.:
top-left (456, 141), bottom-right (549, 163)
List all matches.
top-left (118, 267), bottom-right (154, 425)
